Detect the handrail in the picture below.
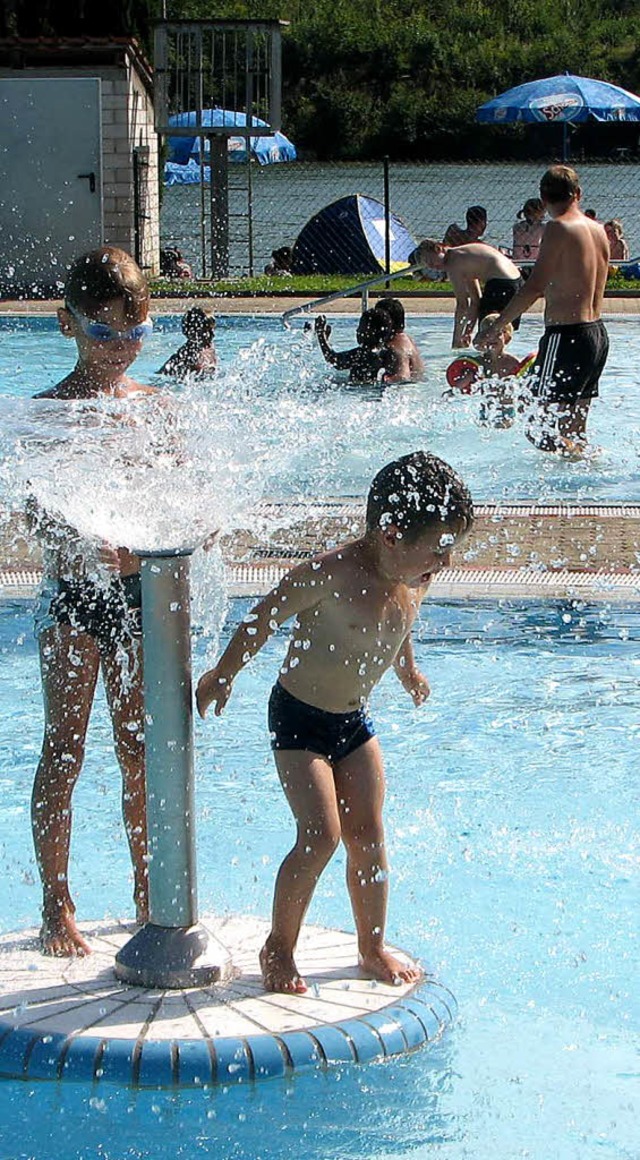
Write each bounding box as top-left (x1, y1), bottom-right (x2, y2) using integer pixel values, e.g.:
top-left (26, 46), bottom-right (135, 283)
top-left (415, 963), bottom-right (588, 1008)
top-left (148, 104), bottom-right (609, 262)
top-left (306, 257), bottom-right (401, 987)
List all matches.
top-left (281, 253), bottom-right (640, 327)
top-left (281, 264), bottom-right (424, 326)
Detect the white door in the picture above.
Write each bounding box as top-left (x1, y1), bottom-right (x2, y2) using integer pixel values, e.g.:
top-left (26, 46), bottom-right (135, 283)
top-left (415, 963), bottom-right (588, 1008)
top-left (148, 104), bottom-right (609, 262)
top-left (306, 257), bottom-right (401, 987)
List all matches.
top-left (0, 77), bottom-right (103, 288)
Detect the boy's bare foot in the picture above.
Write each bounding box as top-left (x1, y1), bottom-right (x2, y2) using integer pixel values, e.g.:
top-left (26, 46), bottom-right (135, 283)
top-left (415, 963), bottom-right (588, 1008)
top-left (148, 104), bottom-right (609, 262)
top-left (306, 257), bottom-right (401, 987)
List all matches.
top-left (260, 941), bottom-right (307, 994)
top-left (358, 948), bottom-right (422, 986)
top-left (40, 906), bottom-right (92, 957)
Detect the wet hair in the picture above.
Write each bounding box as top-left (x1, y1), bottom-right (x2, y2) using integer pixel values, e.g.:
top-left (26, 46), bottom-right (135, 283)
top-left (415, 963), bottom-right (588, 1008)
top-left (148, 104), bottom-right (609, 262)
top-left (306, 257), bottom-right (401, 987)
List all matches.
top-left (375, 297), bottom-right (405, 332)
top-left (518, 197), bottom-right (544, 221)
top-left (466, 205), bottom-right (487, 227)
top-left (181, 306), bottom-right (215, 343)
top-left (64, 246), bottom-right (149, 325)
top-left (366, 451), bottom-right (474, 541)
top-left (476, 312), bottom-right (513, 344)
top-left (539, 165), bottom-right (580, 205)
top-left (357, 308), bottom-right (393, 349)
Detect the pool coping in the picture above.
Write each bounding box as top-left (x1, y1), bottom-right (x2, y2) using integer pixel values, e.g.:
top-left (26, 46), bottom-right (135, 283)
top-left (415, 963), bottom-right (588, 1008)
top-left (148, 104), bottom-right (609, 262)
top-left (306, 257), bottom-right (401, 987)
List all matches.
top-left (0, 297), bottom-right (638, 316)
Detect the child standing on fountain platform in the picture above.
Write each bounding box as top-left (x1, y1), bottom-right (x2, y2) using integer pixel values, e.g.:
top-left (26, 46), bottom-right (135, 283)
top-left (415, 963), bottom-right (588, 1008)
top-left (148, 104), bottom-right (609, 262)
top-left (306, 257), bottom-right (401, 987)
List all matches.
top-left (197, 451), bottom-right (473, 994)
top-left (31, 246), bottom-right (156, 957)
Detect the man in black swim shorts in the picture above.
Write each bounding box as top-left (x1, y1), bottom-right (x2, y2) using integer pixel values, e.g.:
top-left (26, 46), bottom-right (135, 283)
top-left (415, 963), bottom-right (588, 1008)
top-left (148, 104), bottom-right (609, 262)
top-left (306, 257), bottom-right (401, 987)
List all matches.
top-left (527, 320), bottom-right (609, 450)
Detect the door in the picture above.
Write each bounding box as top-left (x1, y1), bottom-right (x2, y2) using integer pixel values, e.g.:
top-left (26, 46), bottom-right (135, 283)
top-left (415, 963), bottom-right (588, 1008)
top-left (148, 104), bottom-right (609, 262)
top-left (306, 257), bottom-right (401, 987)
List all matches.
top-left (0, 77), bottom-right (103, 288)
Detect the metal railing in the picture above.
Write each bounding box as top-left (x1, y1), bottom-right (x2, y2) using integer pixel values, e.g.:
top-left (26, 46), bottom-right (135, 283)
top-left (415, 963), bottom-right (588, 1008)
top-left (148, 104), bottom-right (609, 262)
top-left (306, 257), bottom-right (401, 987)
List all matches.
top-left (281, 263), bottom-right (423, 326)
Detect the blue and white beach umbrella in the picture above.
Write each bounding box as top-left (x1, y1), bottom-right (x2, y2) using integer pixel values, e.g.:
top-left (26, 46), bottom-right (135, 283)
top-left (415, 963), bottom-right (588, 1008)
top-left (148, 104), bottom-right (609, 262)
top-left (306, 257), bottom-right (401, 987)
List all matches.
top-left (477, 73), bottom-right (640, 124)
top-left (164, 108), bottom-right (296, 185)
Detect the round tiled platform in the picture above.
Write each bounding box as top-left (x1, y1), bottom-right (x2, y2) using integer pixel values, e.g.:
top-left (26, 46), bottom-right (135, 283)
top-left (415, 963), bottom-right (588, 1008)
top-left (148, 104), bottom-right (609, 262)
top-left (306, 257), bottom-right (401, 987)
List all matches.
top-left (0, 916), bottom-right (455, 1088)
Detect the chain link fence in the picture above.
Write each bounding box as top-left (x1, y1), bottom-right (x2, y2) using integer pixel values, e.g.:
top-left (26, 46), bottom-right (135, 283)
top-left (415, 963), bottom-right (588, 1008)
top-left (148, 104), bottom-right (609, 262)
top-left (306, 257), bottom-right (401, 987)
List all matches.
top-left (160, 160), bottom-right (640, 281)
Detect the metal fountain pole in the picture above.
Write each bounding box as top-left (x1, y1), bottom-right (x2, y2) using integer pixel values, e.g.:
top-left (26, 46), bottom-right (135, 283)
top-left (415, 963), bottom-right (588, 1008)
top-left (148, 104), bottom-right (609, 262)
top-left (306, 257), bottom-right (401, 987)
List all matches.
top-left (115, 549), bottom-right (229, 988)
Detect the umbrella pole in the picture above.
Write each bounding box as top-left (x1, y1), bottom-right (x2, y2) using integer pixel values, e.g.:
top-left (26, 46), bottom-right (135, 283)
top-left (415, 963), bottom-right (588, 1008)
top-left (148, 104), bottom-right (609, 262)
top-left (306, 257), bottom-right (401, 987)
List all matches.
top-left (562, 121), bottom-right (569, 162)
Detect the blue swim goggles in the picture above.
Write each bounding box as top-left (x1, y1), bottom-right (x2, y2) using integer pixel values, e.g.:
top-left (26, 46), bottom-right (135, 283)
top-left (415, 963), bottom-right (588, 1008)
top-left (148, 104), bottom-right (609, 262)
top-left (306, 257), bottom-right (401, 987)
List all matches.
top-left (67, 303), bottom-right (153, 343)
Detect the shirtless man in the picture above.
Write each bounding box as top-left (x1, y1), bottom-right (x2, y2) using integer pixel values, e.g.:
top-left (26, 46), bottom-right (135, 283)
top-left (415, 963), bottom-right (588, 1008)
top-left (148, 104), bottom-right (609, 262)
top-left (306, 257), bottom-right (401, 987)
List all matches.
top-left (410, 239), bottom-right (523, 349)
top-left (197, 451), bottom-right (473, 994)
top-left (479, 165), bottom-right (610, 454)
top-left (374, 298), bottom-right (425, 381)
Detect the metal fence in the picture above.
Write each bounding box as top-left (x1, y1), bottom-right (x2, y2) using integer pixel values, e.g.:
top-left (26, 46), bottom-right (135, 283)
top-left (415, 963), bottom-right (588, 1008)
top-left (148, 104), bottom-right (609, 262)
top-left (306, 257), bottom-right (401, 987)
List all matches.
top-left (160, 159), bottom-right (640, 280)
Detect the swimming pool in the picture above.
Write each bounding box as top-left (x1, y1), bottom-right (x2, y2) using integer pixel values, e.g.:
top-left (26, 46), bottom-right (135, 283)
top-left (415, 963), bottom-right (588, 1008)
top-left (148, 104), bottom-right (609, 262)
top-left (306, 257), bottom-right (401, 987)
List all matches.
top-left (1, 312), bottom-right (640, 504)
top-left (0, 596), bottom-right (638, 1159)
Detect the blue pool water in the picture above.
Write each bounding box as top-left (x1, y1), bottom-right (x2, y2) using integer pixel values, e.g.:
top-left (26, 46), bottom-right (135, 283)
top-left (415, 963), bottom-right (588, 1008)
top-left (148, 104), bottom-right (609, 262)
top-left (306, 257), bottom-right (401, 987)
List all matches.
top-left (1, 312), bottom-right (640, 503)
top-left (0, 598), bottom-right (638, 1159)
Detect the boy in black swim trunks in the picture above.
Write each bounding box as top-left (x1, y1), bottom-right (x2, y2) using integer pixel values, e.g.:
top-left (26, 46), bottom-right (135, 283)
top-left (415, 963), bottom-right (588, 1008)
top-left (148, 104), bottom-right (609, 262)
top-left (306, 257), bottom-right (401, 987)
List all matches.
top-left (197, 451), bottom-right (473, 994)
top-left (478, 165), bottom-right (610, 454)
top-left (31, 246), bottom-right (156, 957)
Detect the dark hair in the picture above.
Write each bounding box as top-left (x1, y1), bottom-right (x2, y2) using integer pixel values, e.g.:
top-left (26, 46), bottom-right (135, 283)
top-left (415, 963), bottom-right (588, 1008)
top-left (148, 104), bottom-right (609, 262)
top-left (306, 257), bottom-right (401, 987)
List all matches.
top-left (366, 451), bottom-right (474, 540)
top-left (357, 308), bottom-right (393, 349)
top-left (466, 205), bottom-right (487, 226)
top-left (540, 165), bottom-right (580, 204)
top-left (65, 246), bottom-right (148, 324)
top-left (375, 297), bottom-right (405, 332)
top-left (518, 197), bottom-right (544, 221)
top-left (271, 246), bottom-right (292, 269)
top-left (182, 306), bottom-right (215, 342)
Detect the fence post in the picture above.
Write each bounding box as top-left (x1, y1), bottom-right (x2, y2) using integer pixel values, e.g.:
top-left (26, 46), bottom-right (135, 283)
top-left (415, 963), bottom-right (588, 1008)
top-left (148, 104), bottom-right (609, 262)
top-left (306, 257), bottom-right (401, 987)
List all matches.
top-left (383, 155), bottom-right (391, 289)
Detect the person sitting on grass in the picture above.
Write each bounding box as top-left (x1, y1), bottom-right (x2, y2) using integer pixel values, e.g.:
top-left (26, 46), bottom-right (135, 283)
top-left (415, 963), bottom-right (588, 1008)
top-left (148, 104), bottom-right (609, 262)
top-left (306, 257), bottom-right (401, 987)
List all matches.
top-left (197, 450), bottom-right (473, 994)
top-left (314, 309), bottom-right (395, 384)
top-left (158, 306), bottom-right (217, 380)
top-left (374, 298), bottom-right (425, 381)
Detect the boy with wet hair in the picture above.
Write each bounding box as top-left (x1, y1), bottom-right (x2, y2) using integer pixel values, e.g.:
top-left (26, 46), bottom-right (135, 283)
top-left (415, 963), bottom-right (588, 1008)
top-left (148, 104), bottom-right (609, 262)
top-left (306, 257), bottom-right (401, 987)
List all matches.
top-left (197, 451), bottom-right (473, 994)
top-left (314, 308), bottom-right (394, 384)
top-left (32, 246), bottom-right (156, 956)
top-left (159, 305), bottom-right (217, 379)
top-left (374, 297), bottom-right (425, 381)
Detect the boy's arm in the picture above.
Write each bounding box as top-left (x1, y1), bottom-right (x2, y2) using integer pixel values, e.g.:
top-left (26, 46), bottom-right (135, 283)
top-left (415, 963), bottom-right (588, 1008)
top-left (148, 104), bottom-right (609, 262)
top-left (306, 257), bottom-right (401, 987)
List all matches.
top-left (479, 226), bottom-right (558, 344)
top-left (450, 267), bottom-right (481, 348)
top-left (393, 631), bottom-right (430, 706)
top-left (196, 559), bottom-right (326, 718)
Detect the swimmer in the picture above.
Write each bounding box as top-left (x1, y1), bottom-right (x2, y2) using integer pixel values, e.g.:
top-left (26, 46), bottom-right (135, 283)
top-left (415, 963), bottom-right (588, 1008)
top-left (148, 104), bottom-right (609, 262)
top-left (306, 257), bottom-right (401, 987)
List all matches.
top-left (197, 452), bottom-right (473, 994)
top-left (314, 309), bottom-right (394, 384)
top-left (472, 315), bottom-right (521, 427)
top-left (31, 246), bottom-right (156, 956)
top-left (374, 298), bottom-right (425, 381)
top-left (158, 306), bottom-right (217, 379)
top-left (479, 165), bottom-right (610, 455)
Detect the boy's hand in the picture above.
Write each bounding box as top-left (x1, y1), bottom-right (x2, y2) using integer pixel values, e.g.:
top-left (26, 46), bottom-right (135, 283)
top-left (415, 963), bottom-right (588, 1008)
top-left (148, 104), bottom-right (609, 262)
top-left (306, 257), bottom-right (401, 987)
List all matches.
top-left (196, 669), bottom-right (232, 718)
top-left (402, 668), bottom-right (431, 706)
top-left (315, 314), bottom-right (331, 338)
top-left (97, 543), bottom-right (120, 571)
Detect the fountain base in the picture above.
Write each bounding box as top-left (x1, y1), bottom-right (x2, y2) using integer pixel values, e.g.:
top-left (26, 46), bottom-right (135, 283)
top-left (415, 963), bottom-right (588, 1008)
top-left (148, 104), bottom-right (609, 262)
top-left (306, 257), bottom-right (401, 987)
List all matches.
top-left (114, 921), bottom-right (230, 989)
top-left (0, 915), bottom-right (456, 1088)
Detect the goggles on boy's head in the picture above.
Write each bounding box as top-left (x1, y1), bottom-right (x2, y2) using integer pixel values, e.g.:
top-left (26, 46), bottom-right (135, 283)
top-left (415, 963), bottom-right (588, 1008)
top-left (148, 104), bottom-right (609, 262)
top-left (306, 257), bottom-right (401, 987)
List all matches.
top-left (66, 303), bottom-right (153, 343)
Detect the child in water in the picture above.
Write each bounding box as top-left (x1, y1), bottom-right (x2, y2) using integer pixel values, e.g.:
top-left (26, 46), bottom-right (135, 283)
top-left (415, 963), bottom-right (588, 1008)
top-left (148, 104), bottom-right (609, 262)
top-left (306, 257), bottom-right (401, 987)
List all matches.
top-left (473, 314), bottom-right (522, 427)
top-left (159, 306), bottom-right (217, 379)
top-left (314, 309), bottom-right (394, 384)
top-left (31, 246), bottom-right (155, 956)
top-left (197, 451), bottom-right (473, 993)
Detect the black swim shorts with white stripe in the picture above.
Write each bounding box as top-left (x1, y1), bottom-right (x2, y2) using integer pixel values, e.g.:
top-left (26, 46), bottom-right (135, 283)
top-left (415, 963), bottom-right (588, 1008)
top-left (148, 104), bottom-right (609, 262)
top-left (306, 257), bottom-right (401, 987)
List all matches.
top-left (532, 320), bottom-right (609, 406)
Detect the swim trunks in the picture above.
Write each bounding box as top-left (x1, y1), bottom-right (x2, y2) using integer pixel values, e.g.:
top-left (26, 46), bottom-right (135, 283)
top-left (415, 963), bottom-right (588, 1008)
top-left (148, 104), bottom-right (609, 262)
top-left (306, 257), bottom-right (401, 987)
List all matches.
top-left (34, 573), bottom-right (142, 651)
top-left (478, 276), bottom-right (523, 329)
top-left (532, 320), bottom-right (609, 405)
top-left (268, 681), bottom-right (376, 761)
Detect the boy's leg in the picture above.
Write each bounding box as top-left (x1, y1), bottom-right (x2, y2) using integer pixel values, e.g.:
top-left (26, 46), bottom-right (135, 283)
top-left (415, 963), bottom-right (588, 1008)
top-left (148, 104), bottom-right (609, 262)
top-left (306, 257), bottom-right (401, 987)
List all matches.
top-left (262, 749), bottom-right (341, 993)
top-left (32, 625), bottom-right (99, 956)
top-left (334, 738), bottom-right (421, 985)
top-left (101, 639), bottom-right (147, 924)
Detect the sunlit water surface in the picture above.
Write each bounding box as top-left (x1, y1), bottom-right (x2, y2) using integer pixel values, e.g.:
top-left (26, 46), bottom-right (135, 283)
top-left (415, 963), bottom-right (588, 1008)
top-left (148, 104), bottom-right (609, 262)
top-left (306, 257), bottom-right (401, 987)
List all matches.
top-left (0, 600), bottom-right (638, 1160)
top-left (1, 313), bottom-right (640, 503)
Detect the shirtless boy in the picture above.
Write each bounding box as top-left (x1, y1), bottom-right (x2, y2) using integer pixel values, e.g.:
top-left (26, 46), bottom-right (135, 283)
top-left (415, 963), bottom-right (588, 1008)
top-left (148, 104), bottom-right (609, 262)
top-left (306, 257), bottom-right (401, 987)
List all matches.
top-left (32, 246), bottom-right (155, 955)
top-left (410, 239), bottom-right (523, 348)
top-left (197, 451), bottom-right (473, 994)
top-left (374, 298), bottom-right (425, 381)
top-left (314, 309), bottom-right (393, 384)
top-left (479, 166), bottom-right (610, 454)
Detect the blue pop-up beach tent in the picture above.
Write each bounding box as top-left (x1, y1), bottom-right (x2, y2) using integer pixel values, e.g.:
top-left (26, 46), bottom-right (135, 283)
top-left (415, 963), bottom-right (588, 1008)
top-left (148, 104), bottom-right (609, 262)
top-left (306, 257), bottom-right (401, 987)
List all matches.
top-left (291, 195), bottom-right (416, 275)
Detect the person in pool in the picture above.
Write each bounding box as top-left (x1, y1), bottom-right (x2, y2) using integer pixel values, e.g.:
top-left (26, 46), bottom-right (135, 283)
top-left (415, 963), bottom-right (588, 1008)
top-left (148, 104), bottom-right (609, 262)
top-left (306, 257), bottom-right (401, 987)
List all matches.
top-left (314, 309), bottom-right (394, 384)
top-left (158, 306), bottom-right (217, 379)
top-left (197, 451), bottom-right (473, 994)
top-left (410, 238), bottom-right (523, 349)
top-left (31, 246), bottom-right (156, 957)
top-left (478, 165), bottom-right (610, 456)
top-left (374, 298), bottom-right (425, 381)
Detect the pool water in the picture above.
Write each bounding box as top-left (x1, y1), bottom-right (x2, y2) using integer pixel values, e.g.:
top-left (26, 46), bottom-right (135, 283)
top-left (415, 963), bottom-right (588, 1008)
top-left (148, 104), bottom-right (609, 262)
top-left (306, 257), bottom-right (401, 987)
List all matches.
top-left (0, 597), bottom-right (638, 1159)
top-left (1, 313), bottom-right (640, 504)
